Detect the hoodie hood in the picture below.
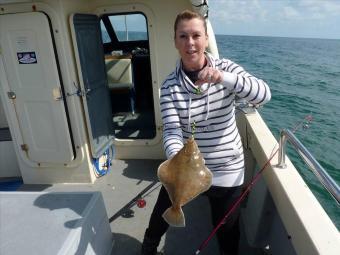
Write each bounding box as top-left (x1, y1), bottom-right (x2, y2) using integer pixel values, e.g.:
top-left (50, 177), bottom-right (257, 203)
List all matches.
top-left (176, 52), bottom-right (216, 130)
top-left (175, 52), bottom-right (216, 96)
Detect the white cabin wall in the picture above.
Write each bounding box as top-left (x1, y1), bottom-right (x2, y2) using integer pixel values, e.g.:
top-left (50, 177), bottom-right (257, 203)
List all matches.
top-left (0, 0), bottom-right (205, 182)
top-left (0, 0), bottom-right (97, 183)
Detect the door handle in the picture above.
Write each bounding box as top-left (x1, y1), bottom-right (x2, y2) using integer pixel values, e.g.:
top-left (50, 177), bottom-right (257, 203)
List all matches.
top-left (52, 87), bottom-right (63, 101)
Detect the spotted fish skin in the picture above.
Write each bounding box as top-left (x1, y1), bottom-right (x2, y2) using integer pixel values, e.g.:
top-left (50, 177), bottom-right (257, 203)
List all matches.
top-left (158, 136), bottom-right (212, 227)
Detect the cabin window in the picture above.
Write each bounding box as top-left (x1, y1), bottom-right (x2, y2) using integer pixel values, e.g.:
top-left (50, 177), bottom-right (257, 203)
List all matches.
top-left (100, 20), bottom-right (111, 43)
top-left (108, 14), bottom-right (148, 41)
top-left (100, 12), bottom-right (156, 140)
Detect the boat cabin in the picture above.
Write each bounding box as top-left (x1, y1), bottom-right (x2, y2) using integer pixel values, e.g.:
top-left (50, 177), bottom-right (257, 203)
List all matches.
top-left (0, 0), bottom-right (339, 254)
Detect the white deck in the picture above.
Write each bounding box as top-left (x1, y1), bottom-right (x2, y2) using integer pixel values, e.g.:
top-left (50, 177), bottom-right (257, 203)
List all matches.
top-left (0, 191), bottom-right (112, 255)
top-left (11, 159), bottom-right (224, 255)
top-left (1, 112), bottom-right (339, 255)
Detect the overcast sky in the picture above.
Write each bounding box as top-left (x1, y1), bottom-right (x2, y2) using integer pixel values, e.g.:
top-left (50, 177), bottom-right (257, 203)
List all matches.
top-left (208, 0), bottom-right (340, 39)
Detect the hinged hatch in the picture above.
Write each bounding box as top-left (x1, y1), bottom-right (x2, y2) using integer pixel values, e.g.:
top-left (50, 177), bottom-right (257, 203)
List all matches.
top-left (0, 12), bottom-right (74, 164)
top-left (70, 14), bottom-right (114, 158)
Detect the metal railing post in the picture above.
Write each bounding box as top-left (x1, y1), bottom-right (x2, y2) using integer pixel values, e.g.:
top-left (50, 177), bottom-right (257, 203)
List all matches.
top-left (277, 129), bottom-right (288, 168)
top-left (277, 129), bottom-right (340, 204)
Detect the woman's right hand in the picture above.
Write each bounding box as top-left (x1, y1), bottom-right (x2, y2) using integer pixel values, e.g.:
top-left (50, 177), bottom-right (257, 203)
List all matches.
top-left (195, 66), bottom-right (223, 86)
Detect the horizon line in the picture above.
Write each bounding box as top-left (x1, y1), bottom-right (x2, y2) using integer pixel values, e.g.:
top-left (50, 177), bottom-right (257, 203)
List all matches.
top-left (105, 29), bottom-right (340, 41)
top-left (214, 33), bottom-right (340, 41)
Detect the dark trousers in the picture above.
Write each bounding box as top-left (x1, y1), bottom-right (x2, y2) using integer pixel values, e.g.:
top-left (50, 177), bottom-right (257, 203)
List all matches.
top-left (144, 185), bottom-right (242, 255)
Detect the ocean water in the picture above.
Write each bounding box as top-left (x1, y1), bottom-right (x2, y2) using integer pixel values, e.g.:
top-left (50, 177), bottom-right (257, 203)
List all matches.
top-left (216, 35), bottom-right (340, 229)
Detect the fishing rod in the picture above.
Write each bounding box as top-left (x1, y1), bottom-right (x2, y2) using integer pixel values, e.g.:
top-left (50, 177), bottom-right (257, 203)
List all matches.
top-left (195, 115), bottom-right (313, 254)
top-left (109, 180), bottom-right (161, 223)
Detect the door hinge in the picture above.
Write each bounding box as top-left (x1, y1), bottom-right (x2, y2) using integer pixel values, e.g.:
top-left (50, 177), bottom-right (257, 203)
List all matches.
top-left (21, 144), bottom-right (29, 152)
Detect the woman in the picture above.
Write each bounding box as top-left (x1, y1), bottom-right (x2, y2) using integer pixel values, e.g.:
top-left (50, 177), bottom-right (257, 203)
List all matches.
top-left (142, 10), bottom-right (271, 255)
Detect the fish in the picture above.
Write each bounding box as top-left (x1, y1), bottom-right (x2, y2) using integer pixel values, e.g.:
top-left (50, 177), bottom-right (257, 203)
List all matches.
top-left (157, 136), bottom-right (213, 227)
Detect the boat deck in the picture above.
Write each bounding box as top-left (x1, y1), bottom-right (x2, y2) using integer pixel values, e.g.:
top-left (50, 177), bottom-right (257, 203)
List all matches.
top-left (17, 159), bottom-right (221, 255)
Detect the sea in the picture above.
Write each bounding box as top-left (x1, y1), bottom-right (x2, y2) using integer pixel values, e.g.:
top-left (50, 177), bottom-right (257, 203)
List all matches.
top-left (216, 34), bottom-right (340, 229)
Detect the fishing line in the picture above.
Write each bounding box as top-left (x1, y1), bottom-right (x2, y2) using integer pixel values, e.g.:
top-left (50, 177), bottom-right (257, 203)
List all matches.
top-left (194, 114), bottom-right (313, 254)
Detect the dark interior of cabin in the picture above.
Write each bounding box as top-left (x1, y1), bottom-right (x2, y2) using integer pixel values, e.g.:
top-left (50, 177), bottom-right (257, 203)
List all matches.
top-left (100, 12), bottom-right (156, 139)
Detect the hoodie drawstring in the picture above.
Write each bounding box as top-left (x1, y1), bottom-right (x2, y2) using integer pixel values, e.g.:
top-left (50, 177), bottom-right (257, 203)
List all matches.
top-left (188, 83), bottom-right (210, 131)
top-left (177, 53), bottom-right (215, 131)
top-left (205, 83), bottom-right (211, 121)
top-left (188, 96), bottom-right (192, 131)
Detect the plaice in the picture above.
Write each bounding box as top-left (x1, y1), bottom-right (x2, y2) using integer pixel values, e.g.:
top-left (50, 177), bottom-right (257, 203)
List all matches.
top-left (157, 136), bottom-right (212, 227)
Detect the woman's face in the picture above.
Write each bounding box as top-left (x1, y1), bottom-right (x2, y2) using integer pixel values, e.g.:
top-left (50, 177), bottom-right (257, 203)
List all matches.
top-left (175, 18), bottom-right (208, 71)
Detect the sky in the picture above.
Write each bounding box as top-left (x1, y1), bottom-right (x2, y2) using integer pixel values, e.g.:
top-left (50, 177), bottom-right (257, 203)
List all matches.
top-left (208, 0), bottom-right (340, 39)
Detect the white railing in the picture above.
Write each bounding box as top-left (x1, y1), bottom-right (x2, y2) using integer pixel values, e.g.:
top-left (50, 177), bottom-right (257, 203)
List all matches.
top-left (277, 129), bottom-right (340, 204)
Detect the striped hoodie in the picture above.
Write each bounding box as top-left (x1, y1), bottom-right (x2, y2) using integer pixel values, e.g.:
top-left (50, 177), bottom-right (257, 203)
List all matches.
top-left (160, 52), bottom-right (271, 187)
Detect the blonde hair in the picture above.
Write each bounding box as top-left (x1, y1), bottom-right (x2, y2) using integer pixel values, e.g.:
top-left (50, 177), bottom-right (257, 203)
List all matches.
top-left (174, 10), bottom-right (207, 37)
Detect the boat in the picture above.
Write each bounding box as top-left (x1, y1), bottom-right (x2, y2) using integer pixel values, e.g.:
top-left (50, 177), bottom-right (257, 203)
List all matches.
top-left (0, 0), bottom-right (339, 254)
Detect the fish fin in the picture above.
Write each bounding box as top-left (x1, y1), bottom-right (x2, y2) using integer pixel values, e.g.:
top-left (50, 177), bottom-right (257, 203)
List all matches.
top-left (157, 160), bottom-right (173, 184)
top-left (162, 206), bottom-right (185, 227)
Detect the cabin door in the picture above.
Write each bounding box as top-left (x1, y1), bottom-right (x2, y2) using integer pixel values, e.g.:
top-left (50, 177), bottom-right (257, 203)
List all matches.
top-left (0, 12), bottom-right (74, 164)
top-left (70, 14), bottom-right (114, 158)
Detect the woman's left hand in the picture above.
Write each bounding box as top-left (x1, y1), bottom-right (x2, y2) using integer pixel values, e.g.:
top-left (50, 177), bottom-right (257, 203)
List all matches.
top-left (195, 66), bottom-right (223, 86)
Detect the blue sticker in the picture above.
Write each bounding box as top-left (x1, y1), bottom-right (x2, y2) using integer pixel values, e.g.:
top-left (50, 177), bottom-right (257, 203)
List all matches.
top-left (17, 52), bottom-right (37, 64)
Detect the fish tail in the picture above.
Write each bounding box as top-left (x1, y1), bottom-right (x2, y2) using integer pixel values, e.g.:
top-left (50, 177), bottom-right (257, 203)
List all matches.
top-left (162, 206), bottom-right (185, 227)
